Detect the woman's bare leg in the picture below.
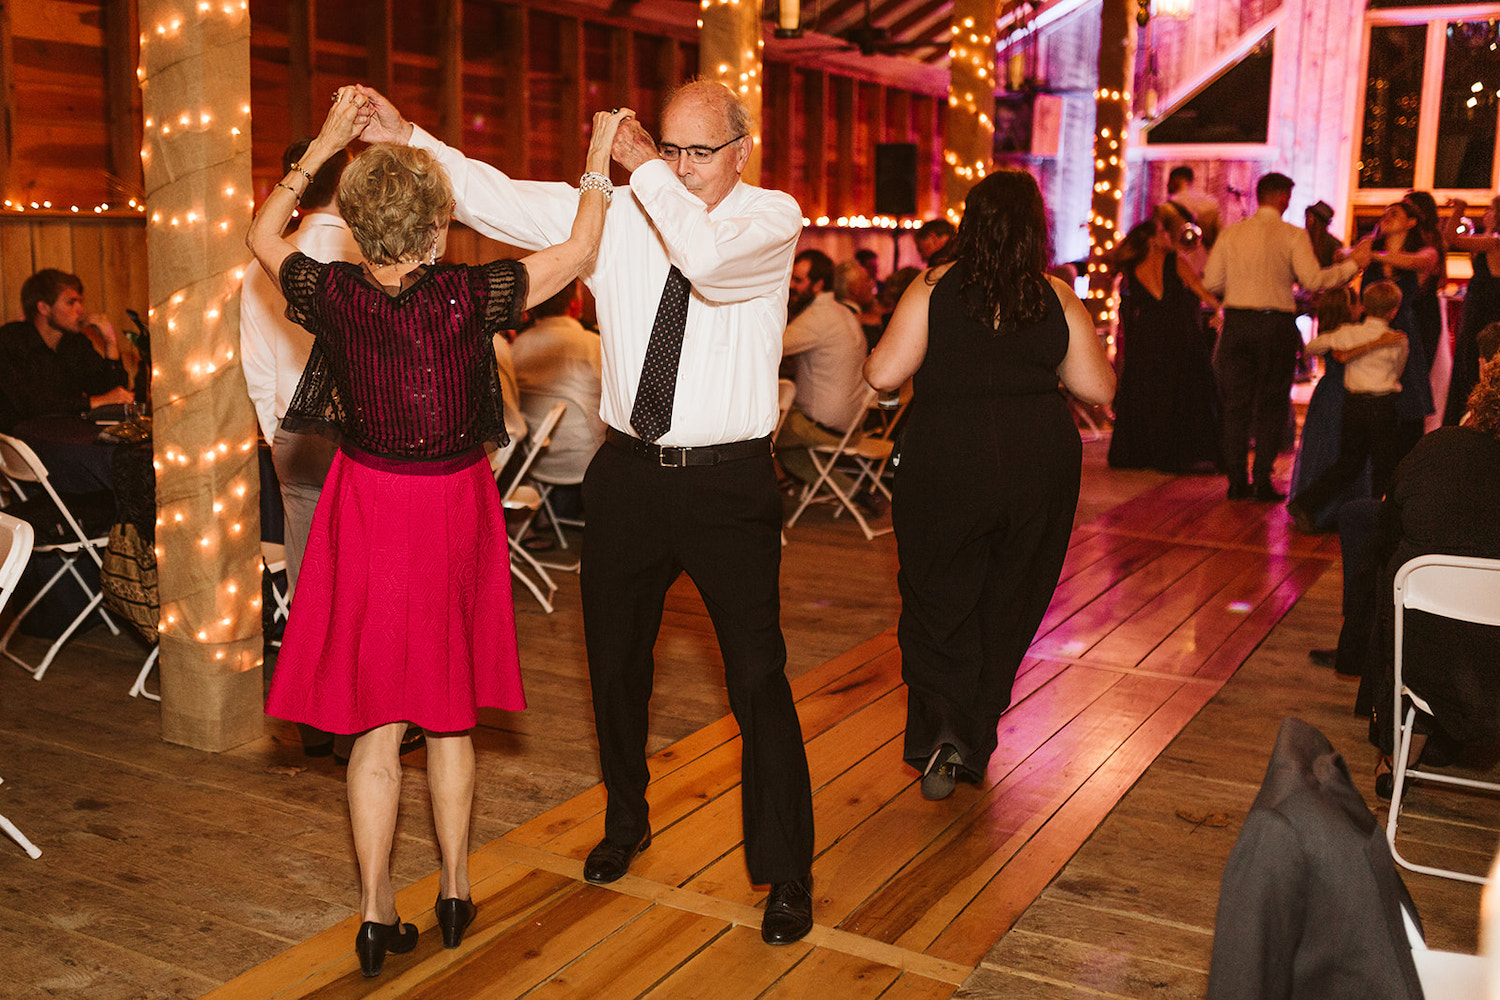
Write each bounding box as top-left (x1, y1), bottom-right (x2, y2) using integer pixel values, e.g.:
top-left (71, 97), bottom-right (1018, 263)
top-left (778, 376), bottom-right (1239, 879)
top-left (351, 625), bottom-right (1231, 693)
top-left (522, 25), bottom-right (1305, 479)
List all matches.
top-left (347, 722), bottom-right (408, 922)
top-left (426, 732), bottom-right (475, 900)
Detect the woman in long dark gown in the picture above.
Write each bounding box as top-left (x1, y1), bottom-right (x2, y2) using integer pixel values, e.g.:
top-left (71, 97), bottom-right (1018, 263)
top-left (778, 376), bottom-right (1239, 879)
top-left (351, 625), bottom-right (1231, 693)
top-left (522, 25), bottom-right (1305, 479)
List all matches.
top-left (863, 170), bottom-right (1116, 800)
top-left (1106, 219), bottom-right (1222, 472)
top-left (1443, 195), bottom-right (1500, 425)
top-left (1361, 199), bottom-right (1438, 459)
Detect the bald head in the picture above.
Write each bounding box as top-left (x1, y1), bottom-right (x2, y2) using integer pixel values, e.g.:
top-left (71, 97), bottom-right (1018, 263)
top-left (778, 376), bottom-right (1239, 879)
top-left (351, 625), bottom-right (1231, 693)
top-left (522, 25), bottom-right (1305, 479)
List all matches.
top-left (658, 78), bottom-right (753, 212)
top-left (663, 79), bottom-right (751, 139)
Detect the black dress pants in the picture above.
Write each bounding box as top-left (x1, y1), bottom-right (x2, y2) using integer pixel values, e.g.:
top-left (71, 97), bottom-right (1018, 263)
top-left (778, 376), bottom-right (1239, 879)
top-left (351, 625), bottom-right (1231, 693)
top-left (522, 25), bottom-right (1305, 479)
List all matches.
top-left (580, 439), bottom-right (814, 885)
top-left (1292, 392), bottom-right (1401, 515)
top-left (1215, 310), bottom-right (1300, 488)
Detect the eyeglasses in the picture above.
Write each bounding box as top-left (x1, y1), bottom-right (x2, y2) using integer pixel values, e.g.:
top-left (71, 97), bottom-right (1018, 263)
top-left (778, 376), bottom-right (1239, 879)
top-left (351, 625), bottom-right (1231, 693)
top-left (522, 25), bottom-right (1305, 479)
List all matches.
top-left (657, 135), bottom-right (745, 164)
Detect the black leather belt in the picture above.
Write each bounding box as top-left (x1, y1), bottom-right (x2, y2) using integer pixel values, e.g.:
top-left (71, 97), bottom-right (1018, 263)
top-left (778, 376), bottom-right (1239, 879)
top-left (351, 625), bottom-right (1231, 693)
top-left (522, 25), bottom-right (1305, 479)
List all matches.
top-left (605, 427), bottom-right (770, 467)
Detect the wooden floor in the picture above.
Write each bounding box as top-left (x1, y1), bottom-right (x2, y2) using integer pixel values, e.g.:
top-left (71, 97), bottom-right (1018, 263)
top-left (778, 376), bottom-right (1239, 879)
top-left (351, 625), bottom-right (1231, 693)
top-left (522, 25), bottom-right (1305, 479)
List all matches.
top-left (3, 444), bottom-right (1496, 999)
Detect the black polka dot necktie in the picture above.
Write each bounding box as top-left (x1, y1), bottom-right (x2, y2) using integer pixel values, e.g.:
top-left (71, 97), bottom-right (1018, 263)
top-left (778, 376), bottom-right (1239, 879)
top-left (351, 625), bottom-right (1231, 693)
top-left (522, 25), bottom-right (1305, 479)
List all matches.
top-left (630, 265), bottom-right (692, 442)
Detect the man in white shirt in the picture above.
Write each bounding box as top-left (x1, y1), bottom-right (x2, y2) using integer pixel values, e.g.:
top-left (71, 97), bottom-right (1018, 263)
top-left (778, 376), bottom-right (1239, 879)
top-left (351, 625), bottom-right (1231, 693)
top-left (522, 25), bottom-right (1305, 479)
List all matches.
top-left (779, 260), bottom-right (870, 497)
top-left (355, 81), bottom-right (815, 944)
top-left (512, 280), bottom-right (605, 484)
top-left (1203, 172), bottom-right (1370, 501)
top-left (240, 141), bottom-right (358, 758)
top-left (1287, 281), bottom-right (1407, 532)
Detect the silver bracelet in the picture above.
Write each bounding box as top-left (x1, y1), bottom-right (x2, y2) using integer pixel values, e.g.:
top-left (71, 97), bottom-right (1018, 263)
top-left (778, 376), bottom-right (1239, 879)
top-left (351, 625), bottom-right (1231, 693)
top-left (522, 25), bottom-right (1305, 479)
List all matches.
top-left (579, 171), bottom-right (613, 203)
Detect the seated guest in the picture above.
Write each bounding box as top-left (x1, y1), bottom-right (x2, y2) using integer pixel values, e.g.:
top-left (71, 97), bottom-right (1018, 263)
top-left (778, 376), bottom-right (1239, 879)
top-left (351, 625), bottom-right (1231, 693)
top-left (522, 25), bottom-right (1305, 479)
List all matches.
top-left (0, 269), bottom-right (132, 431)
top-left (511, 279), bottom-right (605, 482)
top-left (1457, 320), bottom-right (1500, 425)
top-left (1287, 281), bottom-right (1408, 533)
top-left (788, 248), bottom-right (832, 320)
top-left (836, 258), bottom-right (883, 349)
top-left (914, 218), bottom-right (955, 265)
top-left (778, 258), bottom-right (870, 500)
top-left (1362, 361), bottom-right (1500, 764)
top-left (489, 330), bottom-right (528, 481)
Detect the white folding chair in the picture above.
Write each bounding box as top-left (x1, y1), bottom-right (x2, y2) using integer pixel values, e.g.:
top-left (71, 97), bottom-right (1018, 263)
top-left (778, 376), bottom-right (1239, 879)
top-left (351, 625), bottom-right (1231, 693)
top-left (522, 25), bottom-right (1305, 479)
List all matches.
top-left (0, 512), bottom-right (41, 859)
top-left (0, 433), bottom-right (120, 680)
top-left (784, 386), bottom-right (893, 540)
top-left (514, 391), bottom-right (597, 570)
top-left (497, 402), bottom-right (567, 613)
top-left (1386, 553), bottom-right (1500, 884)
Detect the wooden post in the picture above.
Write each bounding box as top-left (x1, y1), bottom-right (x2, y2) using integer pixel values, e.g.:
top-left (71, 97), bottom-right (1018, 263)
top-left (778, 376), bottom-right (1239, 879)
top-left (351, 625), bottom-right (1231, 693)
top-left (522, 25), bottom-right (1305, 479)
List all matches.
top-left (1084, 0), bottom-right (1137, 326)
top-left (438, 0), bottom-right (463, 145)
top-left (287, 0), bottom-right (314, 142)
top-left (805, 70), bottom-right (828, 220)
top-left (766, 61), bottom-right (794, 198)
top-left (943, 0), bottom-right (997, 221)
top-left (138, 0), bottom-right (263, 751)
top-left (104, 0), bottom-right (142, 204)
top-left (0, 1), bottom-right (13, 201)
top-left (610, 26), bottom-right (635, 111)
top-left (834, 77), bottom-right (855, 217)
top-left (363, 0), bottom-right (393, 97)
top-left (499, 5), bottom-right (529, 179)
top-left (697, 0), bottom-right (763, 184)
top-left (560, 17), bottom-right (583, 177)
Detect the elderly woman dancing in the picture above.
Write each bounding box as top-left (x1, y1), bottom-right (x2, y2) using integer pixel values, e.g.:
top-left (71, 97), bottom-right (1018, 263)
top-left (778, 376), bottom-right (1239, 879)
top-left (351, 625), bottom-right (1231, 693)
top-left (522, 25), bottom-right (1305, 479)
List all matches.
top-left (246, 89), bottom-right (627, 977)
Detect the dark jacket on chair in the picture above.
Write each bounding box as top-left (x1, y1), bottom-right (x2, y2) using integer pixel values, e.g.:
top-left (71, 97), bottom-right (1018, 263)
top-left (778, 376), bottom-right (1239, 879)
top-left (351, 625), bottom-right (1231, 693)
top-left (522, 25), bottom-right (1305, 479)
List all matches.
top-left (1207, 717), bottom-right (1425, 1000)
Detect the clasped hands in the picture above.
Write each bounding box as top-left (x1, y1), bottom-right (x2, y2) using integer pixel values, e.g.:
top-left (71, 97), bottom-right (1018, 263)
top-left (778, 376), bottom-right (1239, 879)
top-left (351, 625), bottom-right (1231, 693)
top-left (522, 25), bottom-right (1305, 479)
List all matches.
top-left (325, 86), bottom-right (658, 174)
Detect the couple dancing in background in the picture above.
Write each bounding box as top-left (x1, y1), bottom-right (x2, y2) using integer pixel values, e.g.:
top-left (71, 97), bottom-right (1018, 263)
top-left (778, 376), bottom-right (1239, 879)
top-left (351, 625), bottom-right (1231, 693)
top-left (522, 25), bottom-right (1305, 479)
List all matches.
top-left (249, 76), bottom-right (818, 979)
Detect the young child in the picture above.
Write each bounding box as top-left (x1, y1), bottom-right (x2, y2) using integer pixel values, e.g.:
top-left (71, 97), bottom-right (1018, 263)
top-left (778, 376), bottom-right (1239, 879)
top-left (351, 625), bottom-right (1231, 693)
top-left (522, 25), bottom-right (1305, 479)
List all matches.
top-left (1287, 280), bottom-right (1408, 533)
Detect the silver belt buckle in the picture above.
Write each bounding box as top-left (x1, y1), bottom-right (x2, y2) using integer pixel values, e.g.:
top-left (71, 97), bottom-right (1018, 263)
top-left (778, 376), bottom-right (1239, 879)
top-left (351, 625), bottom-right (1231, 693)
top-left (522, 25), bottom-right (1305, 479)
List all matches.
top-left (658, 445), bottom-right (689, 467)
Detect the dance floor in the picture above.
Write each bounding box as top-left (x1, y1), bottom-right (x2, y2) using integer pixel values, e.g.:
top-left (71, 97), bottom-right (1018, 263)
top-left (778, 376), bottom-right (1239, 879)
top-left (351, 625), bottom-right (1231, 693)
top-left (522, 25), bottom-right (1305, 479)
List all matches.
top-left (201, 473), bottom-right (1338, 999)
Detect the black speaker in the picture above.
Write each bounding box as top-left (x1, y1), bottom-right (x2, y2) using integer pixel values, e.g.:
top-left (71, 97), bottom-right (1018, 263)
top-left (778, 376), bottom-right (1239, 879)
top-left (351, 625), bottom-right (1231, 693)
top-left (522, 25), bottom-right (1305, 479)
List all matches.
top-left (874, 143), bottom-right (918, 218)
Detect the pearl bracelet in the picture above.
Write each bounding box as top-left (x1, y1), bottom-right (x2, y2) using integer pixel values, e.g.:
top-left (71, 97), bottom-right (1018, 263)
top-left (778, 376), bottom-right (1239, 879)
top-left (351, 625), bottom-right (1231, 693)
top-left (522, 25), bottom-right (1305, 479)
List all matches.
top-left (579, 171), bottom-right (613, 203)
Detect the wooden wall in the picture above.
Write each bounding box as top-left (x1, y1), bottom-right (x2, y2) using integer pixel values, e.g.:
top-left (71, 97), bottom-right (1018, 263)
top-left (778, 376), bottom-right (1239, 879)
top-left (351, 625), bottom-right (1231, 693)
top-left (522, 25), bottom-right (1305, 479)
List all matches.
top-left (3, 0), bottom-right (949, 236)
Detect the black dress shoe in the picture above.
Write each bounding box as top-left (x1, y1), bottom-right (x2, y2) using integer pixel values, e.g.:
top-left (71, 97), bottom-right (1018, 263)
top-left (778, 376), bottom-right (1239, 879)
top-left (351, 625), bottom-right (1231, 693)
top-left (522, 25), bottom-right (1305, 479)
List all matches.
top-left (1253, 484), bottom-right (1287, 503)
top-left (583, 828), bottom-right (651, 884)
top-left (920, 743), bottom-right (962, 801)
top-left (1227, 482), bottom-right (1252, 501)
top-left (355, 916), bottom-right (418, 977)
top-left (761, 875), bottom-right (814, 944)
top-left (435, 895), bottom-right (477, 948)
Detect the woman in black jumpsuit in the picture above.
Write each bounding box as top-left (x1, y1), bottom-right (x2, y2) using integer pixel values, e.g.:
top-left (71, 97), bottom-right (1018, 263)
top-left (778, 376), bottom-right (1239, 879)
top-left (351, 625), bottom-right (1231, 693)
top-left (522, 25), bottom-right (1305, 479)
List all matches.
top-left (864, 170), bottom-right (1116, 799)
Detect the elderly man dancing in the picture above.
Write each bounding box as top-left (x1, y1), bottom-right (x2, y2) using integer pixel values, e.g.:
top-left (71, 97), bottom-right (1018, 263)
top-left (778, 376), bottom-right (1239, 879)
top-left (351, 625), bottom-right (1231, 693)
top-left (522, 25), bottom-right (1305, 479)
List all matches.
top-left (356, 81), bottom-right (816, 944)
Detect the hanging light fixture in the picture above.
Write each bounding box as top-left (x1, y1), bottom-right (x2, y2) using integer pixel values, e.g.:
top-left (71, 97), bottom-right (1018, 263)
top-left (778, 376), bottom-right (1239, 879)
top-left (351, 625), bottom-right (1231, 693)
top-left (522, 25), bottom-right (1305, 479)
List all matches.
top-left (775, 0), bottom-right (803, 38)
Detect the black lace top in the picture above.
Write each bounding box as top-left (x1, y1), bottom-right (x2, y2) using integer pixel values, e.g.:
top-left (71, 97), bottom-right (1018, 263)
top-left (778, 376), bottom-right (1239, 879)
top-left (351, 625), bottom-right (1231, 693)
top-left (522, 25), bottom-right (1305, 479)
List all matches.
top-left (278, 253), bottom-right (526, 459)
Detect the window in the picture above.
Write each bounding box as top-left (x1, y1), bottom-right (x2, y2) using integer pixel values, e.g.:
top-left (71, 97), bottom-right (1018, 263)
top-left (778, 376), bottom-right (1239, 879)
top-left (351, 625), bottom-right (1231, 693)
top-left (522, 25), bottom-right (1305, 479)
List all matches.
top-left (1357, 8), bottom-right (1500, 196)
top-left (1145, 34), bottom-right (1274, 145)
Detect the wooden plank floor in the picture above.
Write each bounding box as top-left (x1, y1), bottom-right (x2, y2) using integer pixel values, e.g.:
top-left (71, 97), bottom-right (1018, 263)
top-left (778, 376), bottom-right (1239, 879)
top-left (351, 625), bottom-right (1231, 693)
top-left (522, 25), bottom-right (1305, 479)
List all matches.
top-left (6, 445), bottom-right (1495, 999)
top-left (195, 472), bottom-right (1342, 999)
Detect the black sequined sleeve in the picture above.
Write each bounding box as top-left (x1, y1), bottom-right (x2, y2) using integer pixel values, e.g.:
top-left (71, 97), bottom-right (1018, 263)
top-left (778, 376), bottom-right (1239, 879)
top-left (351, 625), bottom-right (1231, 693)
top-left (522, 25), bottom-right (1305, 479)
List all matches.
top-left (279, 251), bottom-right (326, 335)
top-left (480, 259), bottom-right (529, 337)
top-left (277, 252), bottom-right (347, 434)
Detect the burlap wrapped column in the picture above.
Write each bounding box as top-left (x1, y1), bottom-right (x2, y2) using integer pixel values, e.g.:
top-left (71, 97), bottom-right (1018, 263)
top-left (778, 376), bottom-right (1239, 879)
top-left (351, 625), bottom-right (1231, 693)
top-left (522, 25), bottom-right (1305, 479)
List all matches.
top-left (138, 1), bottom-right (263, 750)
top-left (697, 0), bottom-right (763, 184)
top-left (1084, 0), bottom-right (1138, 326)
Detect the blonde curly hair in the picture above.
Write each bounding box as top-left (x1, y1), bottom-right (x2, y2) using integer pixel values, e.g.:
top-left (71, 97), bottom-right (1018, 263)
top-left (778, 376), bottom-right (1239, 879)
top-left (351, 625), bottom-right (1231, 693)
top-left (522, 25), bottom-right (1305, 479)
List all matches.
top-left (336, 144), bottom-right (453, 266)
top-left (1466, 359), bottom-right (1500, 440)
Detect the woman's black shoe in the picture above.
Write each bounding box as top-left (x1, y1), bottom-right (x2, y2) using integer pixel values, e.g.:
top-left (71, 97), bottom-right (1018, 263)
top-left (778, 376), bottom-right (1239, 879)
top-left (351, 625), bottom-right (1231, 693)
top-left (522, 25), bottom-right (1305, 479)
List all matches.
top-left (355, 917), bottom-right (418, 977)
top-left (436, 896), bottom-right (477, 948)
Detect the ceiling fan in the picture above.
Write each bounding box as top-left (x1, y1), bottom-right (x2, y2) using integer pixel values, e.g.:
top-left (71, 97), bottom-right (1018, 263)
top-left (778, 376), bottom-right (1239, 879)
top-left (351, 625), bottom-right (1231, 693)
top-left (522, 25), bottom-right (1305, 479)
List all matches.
top-left (774, 0), bottom-right (951, 58)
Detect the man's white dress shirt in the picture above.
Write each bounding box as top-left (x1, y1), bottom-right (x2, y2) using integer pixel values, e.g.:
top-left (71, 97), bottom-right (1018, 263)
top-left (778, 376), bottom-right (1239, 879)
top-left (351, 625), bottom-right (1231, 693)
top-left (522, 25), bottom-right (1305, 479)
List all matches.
top-left (781, 291), bottom-right (869, 431)
top-left (411, 126), bottom-right (803, 448)
top-left (240, 211), bottom-right (361, 441)
top-left (1204, 206), bottom-right (1359, 313)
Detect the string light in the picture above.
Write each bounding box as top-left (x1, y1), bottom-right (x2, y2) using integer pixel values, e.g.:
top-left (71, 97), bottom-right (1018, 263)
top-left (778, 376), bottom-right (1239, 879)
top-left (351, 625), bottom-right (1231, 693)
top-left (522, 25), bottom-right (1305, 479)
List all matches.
top-left (942, 3), bottom-right (996, 212)
top-left (801, 216), bottom-right (921, 230)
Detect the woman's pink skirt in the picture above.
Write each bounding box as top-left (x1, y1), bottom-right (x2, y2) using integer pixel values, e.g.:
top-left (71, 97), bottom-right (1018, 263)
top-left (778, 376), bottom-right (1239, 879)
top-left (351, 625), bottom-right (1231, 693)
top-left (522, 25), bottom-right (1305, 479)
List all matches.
top-left (265, 446), bottom-right (524, 734)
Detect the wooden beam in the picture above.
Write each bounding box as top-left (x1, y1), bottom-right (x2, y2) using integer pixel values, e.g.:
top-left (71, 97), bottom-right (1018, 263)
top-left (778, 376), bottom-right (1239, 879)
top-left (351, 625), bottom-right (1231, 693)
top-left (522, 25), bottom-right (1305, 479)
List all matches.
top-left (915, 93), bottom-right (938, 219)
top-left (103, 0), bottom-right (142, 203)
top-left (499, 5), bottom-right (529, 177)
top-left (699, 0), bottom-right (764, 184)
top-left (943, 0), bottom-right (996, 217)
top-left (658, 37), bottom-right (683, 96)
top-left (363, 0), bottom-right (393, 96)
top-left (560, 17), bottom-right (584, 179)
top-left (0, 1), bottom-right (13, 200)
top-left (1085, 0), bottom-right (1137, 325)
top-left (438, 0), bottom-right (463, 145)
top-left (287, 0), bottom-right (314, 141)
